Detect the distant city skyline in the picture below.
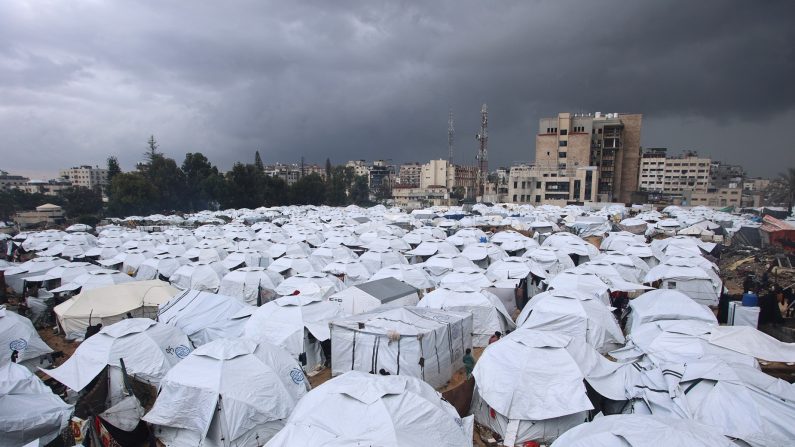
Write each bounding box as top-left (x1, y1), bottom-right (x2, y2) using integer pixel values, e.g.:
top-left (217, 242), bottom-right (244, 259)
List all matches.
top-left (1, 1), bottom-right (793, 179)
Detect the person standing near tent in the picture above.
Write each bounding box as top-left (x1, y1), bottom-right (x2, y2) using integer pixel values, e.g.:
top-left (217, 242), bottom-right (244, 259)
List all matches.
top-left (463, 348), bottom-right (475, 379)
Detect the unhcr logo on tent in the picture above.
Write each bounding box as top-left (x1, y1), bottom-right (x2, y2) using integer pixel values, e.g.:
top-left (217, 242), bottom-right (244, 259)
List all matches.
top-left (174, 345), bottom-right (191, 359)
top-left (9, 339), bottom-right (27, 351)
top-left (290, 368), bottom-right (305, 384)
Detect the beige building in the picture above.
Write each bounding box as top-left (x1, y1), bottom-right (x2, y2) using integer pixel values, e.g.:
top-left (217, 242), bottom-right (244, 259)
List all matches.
top-left (535, 112), bottom-right (642, 203)
top-left (346, 160), bottom-right (370, 178)
top-left (14, 203), bottom-right (65, 228)
top-left (683, 187), bottom-right (742, 208)
top-left (639, 149), bottom-right (712, 194)
top-left (397, 163), bottom-right (422, 187)
top-left (507, 164), bottom-right (599, 206)
top-left (391, 185), bottom-right (449, 208)
top-left (419, 159), bottom-right (478, 199)
top-left (22, 179), bottom-right (72, 196)
top-left (59, 165), bottom-right (108, 190)
top-left (0, 170), bottom-right (29, 191)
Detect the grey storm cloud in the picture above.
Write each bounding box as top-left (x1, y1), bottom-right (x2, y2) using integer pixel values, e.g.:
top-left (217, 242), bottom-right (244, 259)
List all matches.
top-left (1, 0), bottom-right (793, 178)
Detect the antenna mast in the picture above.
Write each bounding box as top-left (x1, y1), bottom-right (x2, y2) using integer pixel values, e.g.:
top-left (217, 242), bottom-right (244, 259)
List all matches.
top-left (476, 103), bottom-right (488, 199)
top-left (448, 109), bottom-right (454, 164)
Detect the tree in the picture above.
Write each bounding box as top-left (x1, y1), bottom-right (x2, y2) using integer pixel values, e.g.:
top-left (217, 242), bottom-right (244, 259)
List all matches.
top-left (107, 156), bottom-right (121, 183)
top-left (145, 154), bottom-right (186, 212)
top-left (289, 173), bottom-right (326, 205)
top-left (144, 135), bottom-right (159, 163)
top-left (254, 151), bottom-right (264, 172)
top-left (107, 172), bottom-right (158, 216)
top-left (325, 158), bottom-right (332, 179)
top-left (764, 168), bottom-right (795, 211)
top-left (61, 186), bottom-right (103, 218)
top-left (350, 175), bottom-right (370, 206)
top-left (326, 166), bottom-right (349, 206)
top-left (182, 152), bottom-right (224, 211)
top-left (780, 168), bottom-right (795, 213)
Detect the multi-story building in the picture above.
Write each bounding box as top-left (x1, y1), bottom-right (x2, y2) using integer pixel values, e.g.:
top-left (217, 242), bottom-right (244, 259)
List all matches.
top-left (369, 160), bottom-right (393, 197)
top-left (21, 178), bottom-right (73, 196)
top-left (535, 112), bottom-right (642, 203)
top-left (304, 164), bottom-right (327, 179)
top-left (0, 170), bottom-right (30, 191)
top-left (507, 164), bottom-right (599, 206)
top-left (391, 185), bottom-right (449, 208)
top-left (59, 165), bottom-right (108, 191)
top-left (710, 162), bottom-right (744, 189)
top-left (419, 159), bottom-right (478, 199)
top-left (683, 187), bottom-right (742, 208)
top-left (345, 160), bottom-right (369, 178)
top-left (639, 149), bottom-right (712, 194)
top-left (397, 163), bottom-right (422, 187)
top-left (264, 163), bottom-right (301, 185)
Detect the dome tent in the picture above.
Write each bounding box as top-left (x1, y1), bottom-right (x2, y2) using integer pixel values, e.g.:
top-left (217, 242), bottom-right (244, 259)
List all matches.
top-left (266, 371), bottom-right (473, 446)
top-left (144, 338), bottom-right (308, 446)
top-left (0, 306), bottom-right (54, 371)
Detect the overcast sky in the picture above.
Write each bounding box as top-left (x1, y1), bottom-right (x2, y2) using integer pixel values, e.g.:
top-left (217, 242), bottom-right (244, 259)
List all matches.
top-left (2, 0), bottom-right (793, 179)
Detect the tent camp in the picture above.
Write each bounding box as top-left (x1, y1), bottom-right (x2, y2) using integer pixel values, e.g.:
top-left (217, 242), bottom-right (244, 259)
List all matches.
top-left (327, 277), bottom-right (420, 315)
top-left (158, 289), bottom-right (255, 346)
top-left (144, 338), bottom-right (309, 446)
top-left (170, 260), bottom-right (229, 293)
top-left (242, 294), bottom-right (346, 371)
top-left (54, 280), bottom-right (179, 340)
top-left (330, 307), bottom-right (473, 389)
top-left (625, 289), bottom-right (718, 333)
top-left (370, 264), bottom-right (436, 291)
top-left (219, 267), bottom-right (283, 305)
top-left (4, 256), bottom-right (69, 294)
top-left (266, 371), bottom-right (473, 447)
top-left (643, 264), bottom-right (722, 306)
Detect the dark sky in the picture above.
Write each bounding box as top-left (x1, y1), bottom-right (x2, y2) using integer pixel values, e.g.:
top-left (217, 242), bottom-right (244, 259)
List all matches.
top-left (2, 0), bottom-right (793, 179)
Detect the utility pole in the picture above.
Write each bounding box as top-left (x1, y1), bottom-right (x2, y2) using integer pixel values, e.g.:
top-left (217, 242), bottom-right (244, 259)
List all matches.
top-left (476, 103), bottom-right (488, 199)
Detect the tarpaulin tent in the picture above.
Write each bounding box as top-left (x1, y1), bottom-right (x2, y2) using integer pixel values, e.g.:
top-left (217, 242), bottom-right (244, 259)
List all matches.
top-left (144, 338), bottom-right (308, 446)
top-left (266, 371), bottom-right (473, 446)
top-left (158, 289), bottom-right (254, 346)
top-left (326, 277), bottom-right (420, 315)
top-left (0, 306), bottom-right (53, 371)
top-left (330, 307), bottom-right (472, 389)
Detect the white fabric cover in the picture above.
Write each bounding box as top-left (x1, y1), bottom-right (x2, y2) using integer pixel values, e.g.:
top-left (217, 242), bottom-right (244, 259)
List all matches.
top-left (158, 289), bottom-right (254, 346)
top-left (54, 280), bottom-right (179, 340)
top-left (143, 338), bottom-right (308, 446)
top-left (43, 318), bottom-right (191, 391)
top-left (266, 371), bottom-right (472, 447)
top-left (0, 362), bottom-right (73, 447)
top-left (219, 267), bottom-right (283, 305)
top-left (417, 285), bottom-right (515, 347)
top-left (370, 264), bottom-right (435, 290)
top-left (0, 307), bottom-right (53, 369)
top-left (626, 289), bottom-right (717, 333)
top-left (550, 414), bottom-right (735, 447)
top-left (170, 261), bottom-right (228, 292)
top-left (243, 294), bottom-right (345, 370)
top-left (516, 289), bottom-right (624, 353)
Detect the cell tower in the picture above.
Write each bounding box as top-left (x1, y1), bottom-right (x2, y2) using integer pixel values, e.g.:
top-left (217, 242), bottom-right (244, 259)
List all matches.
top-left (447, 109), bottom-right (455, 164)
top-left (476, 103), bottom-right (488, 198)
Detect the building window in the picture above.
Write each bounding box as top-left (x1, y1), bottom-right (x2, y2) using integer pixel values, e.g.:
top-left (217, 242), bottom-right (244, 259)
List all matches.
top-left (536, 182), bottom-right (541, 188)
top-left (559, 141), bottom-right (567, 147)
top-left (558, 152), bottom-right (567, 158)
top-left (513, 181), bottom-right (517, 188)
top-left (535, 195), bottom-right (541, 203)
top-left (560, 129), bottom-right (567, 136)
top-left (512, 195), bottom-right (517, 202)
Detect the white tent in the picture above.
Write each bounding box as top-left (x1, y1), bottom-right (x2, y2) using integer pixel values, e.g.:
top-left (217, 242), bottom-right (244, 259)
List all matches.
top-left (243, 294), bottom-right (345, 370)
top-left (0, 306), bottom-right (53, 371)
top-left (4, 256), bottom-right (69, 294)
top-left (550, 414), bottom-right (735, 447)
top-left (515, 289), bottom-right (625, 353)
top-left (219, 267), bottom-right (283, 305)
top-left (158, 289), bottom-right (254, 346)
top-left (330, 307), bottom-right (472, 388)
top-left (327, 277), bottom-right (420, 315)
top-left (643, 264), bottom-right (721, 306)
top-left (370, 264), bottom-right (435, 290)
top-left (359, 248), bottom-right (408, 273)
top-left (0, 362), bottom-right (73, 447)
top-left (417, 285), bottom-right (515, 347)
top-left (322, 258), bottom-right (373, 286)
top-left (274, 271), bottom-right (344, 300)
top-left (460, 242), bottom-right (508, 268)
top-left (439, 268), bottom-right (493, 289)
top-left (170, 260), bottom-right (228, 292)
top-left (592, 252), bottom-right (649, 283)
top-left (626, 289), bottom-right (718, 333)
top-left (523, 247), bottom-right (575, 278)
top-left (144, 338), bottom-right (309, 446)
top-left (267, 255), bottom-right (322, 278)
top-left (221, 248), bottom-right (272, 270)
top-left (54, 280), bottom-right (179, 340)
top-left (266, 371), bottom-right (473, 446)
top-left (23, 261), bottom-right (100, 289)
top-left (422, 253), bottom-right (477, 283)
top-left (471, 329), bottom-right (625, 446)
top-left (49, 268), bottom-right (135, 294)
top-left (135, 253), bottom-right (188, 280)
top-left (311, 244), bottom-right (359, 267)
top-left (43, 318), bottom-right (191, 414)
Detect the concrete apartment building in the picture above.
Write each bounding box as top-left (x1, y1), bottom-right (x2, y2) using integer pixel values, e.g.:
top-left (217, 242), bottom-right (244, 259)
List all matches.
top-left (638, 149), bottom-right (712, 193)
top-left (59, 165), bottom-right (108, 190)
top-left (419, 159), bottom-right (478, 199)
top-left (507, 164), bottom-right (599, 205)
top-left (0, 170), bottom-right (30, 191)
top-left (397, 163), bottom-right (422, 187)
top-left (535, 112), bottom-right (642, 203)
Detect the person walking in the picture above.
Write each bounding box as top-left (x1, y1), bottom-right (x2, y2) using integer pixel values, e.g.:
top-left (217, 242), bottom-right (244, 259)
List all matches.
top-left (463, 348), bottom-right (475, 379)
